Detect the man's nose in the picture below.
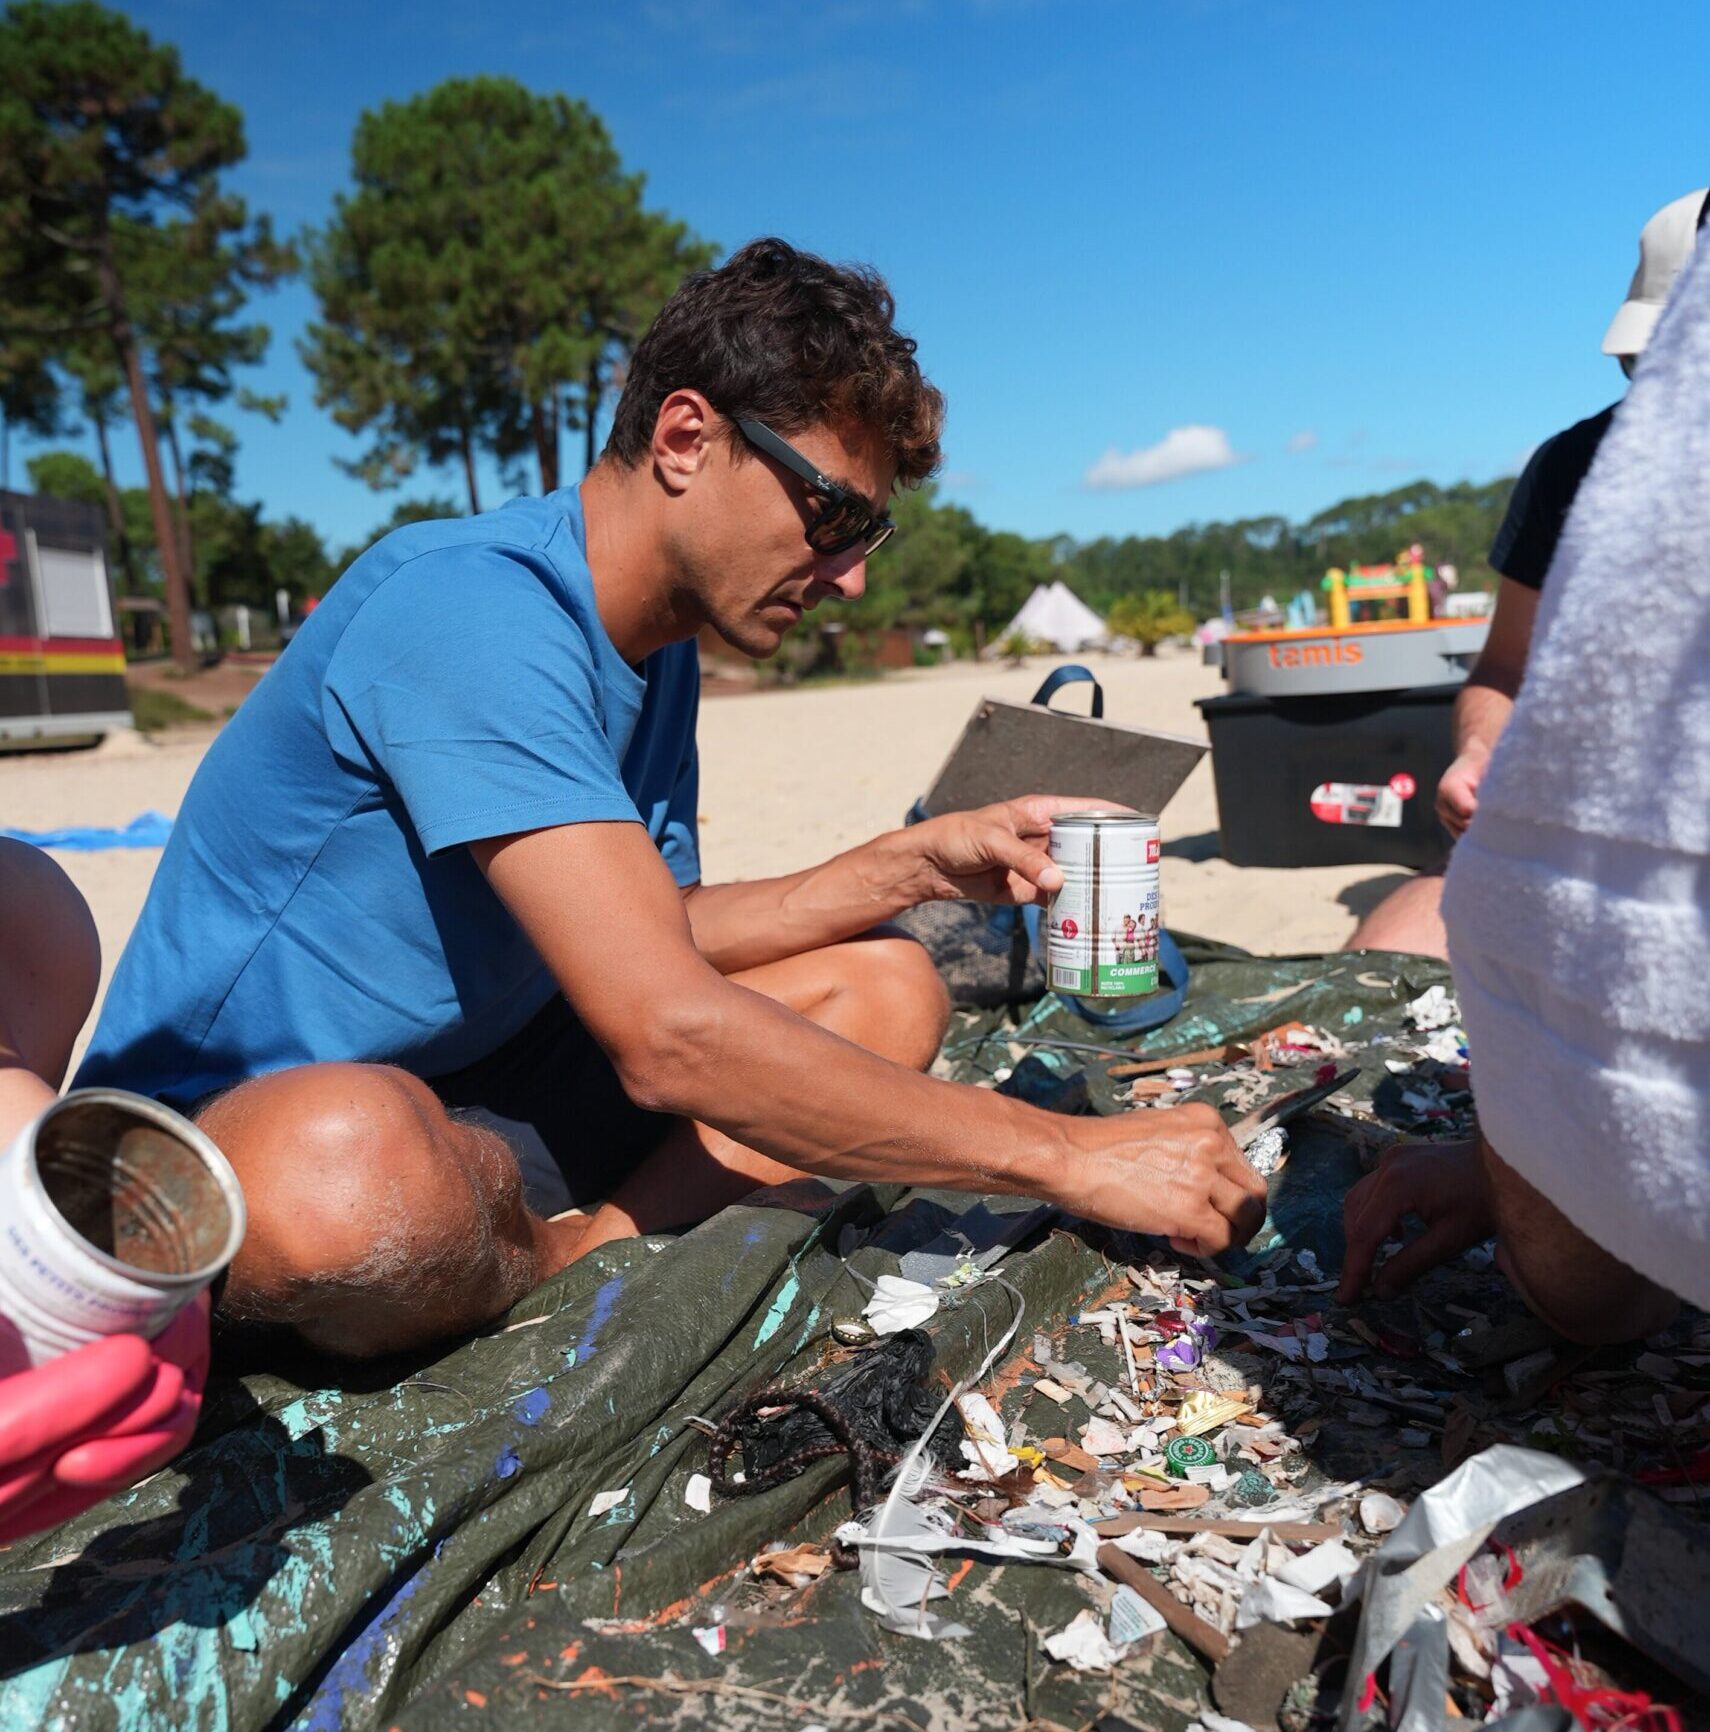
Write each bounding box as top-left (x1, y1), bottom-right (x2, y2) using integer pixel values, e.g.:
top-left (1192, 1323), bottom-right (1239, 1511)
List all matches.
top-left (815, 546), bottom-right (867, 600)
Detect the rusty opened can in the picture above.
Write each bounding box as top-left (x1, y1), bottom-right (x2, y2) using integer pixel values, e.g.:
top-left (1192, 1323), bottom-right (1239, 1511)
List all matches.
top-left (0, 1089), bottom-right (245, 1374)
top-left (1046, 812), bottom-right (1162, 998)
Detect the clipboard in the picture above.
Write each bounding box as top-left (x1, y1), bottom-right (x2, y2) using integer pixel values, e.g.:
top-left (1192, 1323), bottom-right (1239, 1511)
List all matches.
top-left (917, 665), bottom-right (1207, 819)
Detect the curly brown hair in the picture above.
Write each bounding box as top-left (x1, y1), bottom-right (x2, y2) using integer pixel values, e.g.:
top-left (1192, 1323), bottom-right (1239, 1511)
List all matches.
top-left (604, 237), bottom-right (944, 488)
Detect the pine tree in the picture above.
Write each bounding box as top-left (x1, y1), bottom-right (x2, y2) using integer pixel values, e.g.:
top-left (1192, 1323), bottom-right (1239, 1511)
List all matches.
top-left (302, 77), bottom-right (712, 508)
top-left (0, 1), bottom-right (286, 669)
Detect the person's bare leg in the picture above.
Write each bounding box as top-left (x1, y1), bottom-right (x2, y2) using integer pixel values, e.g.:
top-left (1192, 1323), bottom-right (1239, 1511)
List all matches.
top-left (0, 840), bottom-right (101, 1091)
top-left (568, 931), bottom-right (952, 1258)
top-left (1482, 1140), bottom-right (1679, 1345)
top-left (1344, 867), bottom-right (1448, 959)
top-left (198, 1063), bottom-right (583, 1357)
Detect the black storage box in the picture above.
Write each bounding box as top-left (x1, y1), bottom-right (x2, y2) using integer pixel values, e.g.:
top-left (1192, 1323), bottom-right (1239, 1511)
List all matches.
top-left (1195, 683), bottom-right (1460, 869)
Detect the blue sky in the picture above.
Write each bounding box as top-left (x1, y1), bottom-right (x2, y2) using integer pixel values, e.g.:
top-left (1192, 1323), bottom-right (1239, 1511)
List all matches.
top-left (16, 0), bottom-right (1710, 552)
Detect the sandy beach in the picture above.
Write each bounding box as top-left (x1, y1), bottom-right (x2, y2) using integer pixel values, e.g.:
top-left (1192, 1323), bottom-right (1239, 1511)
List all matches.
top-left (2, 648), bottom-right (1412, 1070)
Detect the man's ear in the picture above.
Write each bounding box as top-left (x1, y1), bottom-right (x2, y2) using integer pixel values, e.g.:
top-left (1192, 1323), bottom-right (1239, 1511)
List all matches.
top-left (650, 390), bottom-right (716, 497)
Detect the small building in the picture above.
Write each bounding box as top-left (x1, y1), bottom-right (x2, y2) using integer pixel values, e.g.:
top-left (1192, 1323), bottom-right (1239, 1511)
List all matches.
top-left (0, 491), bottom-right (129, 744)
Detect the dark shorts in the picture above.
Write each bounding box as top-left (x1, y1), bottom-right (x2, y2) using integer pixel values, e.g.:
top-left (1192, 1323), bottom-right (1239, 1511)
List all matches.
top-left (426, 993), bottom-right (677, 1215)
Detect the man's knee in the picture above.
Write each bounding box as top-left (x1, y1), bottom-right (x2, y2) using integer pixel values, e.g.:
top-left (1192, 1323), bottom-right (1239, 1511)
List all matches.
top-left (1484, 1143), bottom-right (1680, 1345)
top-left (0, 840), bottom-right (100, 1086)
top-left (200, 1063), bottom-right (541, 1356)
top-left (847, 932), bottom-right (951, 1065)
top-left (1344, 868), bottom-right (1448, 960)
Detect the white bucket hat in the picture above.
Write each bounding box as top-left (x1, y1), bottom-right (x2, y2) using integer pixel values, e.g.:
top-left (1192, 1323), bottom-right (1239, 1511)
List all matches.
top-left (1601, 187), bottom-right (1710, 357)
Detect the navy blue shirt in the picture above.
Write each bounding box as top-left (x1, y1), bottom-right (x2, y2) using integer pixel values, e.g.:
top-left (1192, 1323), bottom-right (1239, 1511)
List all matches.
top-left (1489, 404), bottom-right (1619, 590)
top-left (78, 487), bottom-right (701, 1108)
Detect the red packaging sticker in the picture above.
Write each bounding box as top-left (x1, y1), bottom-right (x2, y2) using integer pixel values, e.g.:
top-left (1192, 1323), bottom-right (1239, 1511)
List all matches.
top-left (1388, 772), bottom-right (1417, 800)
top-left (1146, 839), bottom-right (1161, 864)
top-left (1309, 782), bottom-right (1403, 828)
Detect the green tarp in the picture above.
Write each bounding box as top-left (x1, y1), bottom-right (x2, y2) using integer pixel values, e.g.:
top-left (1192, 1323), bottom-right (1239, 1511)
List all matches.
top-left (0, 945), bottom-right (1478, 1730)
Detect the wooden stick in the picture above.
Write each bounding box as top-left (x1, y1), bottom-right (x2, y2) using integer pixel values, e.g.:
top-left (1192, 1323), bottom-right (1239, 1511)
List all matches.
top-left (1107, 1044), bottom-right (1244, 1079)
top-left (1096, 1542), bottom-right (1230, 1666)
top-left (1094, 1512), bottom-right (1341, 1543)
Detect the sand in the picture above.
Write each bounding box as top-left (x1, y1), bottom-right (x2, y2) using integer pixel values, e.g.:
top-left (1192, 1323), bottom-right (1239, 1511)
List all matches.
top-left (2, 649), bottom-right (1412, 1070)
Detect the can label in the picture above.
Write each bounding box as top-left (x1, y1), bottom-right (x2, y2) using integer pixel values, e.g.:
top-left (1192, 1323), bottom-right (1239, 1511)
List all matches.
top-left (1047, 815), bottom-right (1161, 998)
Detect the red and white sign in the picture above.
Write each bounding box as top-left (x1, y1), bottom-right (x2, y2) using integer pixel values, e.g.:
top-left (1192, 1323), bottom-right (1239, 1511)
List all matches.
top-left (1387, 772), bottom-right (1417, 800)
top-left (1309, 782), bottom-right (1404, 828)
top-left (1145, 838), bottom-right (1161, 864)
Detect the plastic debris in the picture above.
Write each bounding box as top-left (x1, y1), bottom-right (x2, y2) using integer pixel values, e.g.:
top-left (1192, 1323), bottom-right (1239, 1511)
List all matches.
top-left (1079, 1417), bottom-right (1130, 1457)
top-left (1235, 1576), bottom-right (1336, 1629)
top-left (1245, 1124), bottom-right (1289, 1177)
top-left (1175, 1391), bottom-right (1250, 1436)
top-left (863, 1274), bottom-right (940, 1334)
top-left (1230, 1470), bottom-right (1277, 1508)
top-left (1045, 1608), bottom-right (1126, 1672)
top-left (956, 1391), bottom-right (1019, 1480)
top-left (1273, 1539), bottom-right (1359, 1597)
top-left (1359, 1491), bottom-right (1405, 1534)
top-left (1406, 984), bottom-right (1459, 1030)
top-left (1339, 1448), bottom-right (1586, 1725)
top-left (753, 1542), bottom-right (834, 1586)
top-left (841, 1511), bottom-right (1098, 1575)
top-left (1157, 1336), bottom-right (1203, 1372)
top-left (587, 1486), bottom-right (629, 1517)
top-left (713, 1329), bottom-right (965, 1494)
top-left (1107, 1582), bottom-right (1167, 1646)
top-left (684, 1472), bottom-right (713, 1514)
top-left (1140, 1482), bottom-right (1212, 1511)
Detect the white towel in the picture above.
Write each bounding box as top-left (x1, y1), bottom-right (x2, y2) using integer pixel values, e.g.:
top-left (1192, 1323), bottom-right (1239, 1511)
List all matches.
top-left (1442, 238), bottom-right (1710, 1310)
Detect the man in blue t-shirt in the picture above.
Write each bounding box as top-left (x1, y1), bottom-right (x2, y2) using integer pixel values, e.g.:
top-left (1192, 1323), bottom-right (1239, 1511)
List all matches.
top-left (79, 239), bottom-right (1262, 1358)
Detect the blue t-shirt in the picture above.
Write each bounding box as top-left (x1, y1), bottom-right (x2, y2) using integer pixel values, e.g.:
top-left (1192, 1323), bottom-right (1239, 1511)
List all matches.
top-left (77, 487), bottom-right (701, 1109)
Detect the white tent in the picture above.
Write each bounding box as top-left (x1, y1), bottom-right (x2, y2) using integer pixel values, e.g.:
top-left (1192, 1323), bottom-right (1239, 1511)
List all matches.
top-left (995, 581), bottom-right (1107, 652)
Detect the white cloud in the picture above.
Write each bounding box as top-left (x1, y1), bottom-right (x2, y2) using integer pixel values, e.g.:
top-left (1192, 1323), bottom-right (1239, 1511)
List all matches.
top-left (1286, 429), bottom-right (1319, 453)
top-left (1083, 425), bottom-right (1243, 490)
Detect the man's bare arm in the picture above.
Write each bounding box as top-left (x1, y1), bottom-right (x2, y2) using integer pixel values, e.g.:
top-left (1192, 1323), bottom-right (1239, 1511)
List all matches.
top-left (677, 795), bottom-right (1099, 975)
top-left (473, 822), bottom-right (1266, 1251)
top-left (1437, 578), bottom-right (1540, 838)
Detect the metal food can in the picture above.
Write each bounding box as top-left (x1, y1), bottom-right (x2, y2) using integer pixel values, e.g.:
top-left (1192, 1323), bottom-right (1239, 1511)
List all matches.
top-left (0, 1089), bottom-right (246, 1374)
top-left (1046, 811), bottom-right (1162, 999)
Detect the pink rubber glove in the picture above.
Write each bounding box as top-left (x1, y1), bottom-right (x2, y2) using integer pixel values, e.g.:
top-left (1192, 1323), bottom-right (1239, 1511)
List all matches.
top-left (0, 1293), bottom-right (210, 1541)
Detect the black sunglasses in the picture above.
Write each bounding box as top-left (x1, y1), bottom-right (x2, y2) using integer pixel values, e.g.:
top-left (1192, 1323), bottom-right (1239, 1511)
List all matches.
top-left (733, 417), bottom-right (895, 557)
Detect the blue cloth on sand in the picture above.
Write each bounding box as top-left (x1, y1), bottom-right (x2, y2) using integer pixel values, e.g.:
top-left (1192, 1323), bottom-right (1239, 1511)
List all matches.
top-left (76, 486), bottom-right (701, 1110)
top-left (0, 812), bottom-right (174, 851)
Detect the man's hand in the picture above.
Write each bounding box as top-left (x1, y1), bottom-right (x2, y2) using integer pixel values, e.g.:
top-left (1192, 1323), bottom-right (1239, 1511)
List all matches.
top-left (1437, 576), bottom-right (1538, 844)
top-left (905, 796), bottom-right (1127, 906)
top-left (0, 1294), bottom-right (210, 1541)
top-left (1435, 748), bottom-right (1489, 841)
top-left (1064, 1104), bottom-right (1269, 1256)
top-left (1337, 1138), bottom-right (1495, 1302)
